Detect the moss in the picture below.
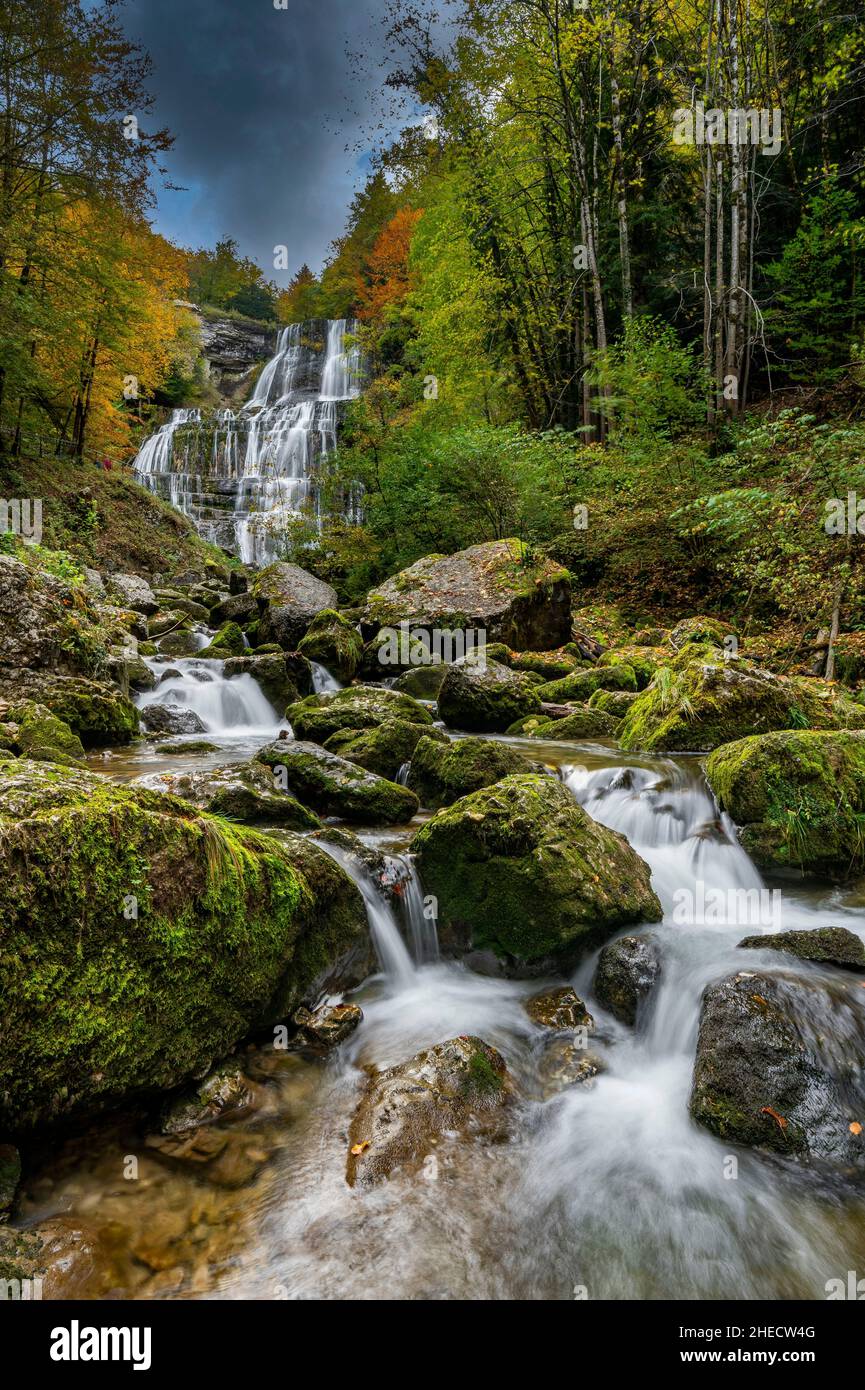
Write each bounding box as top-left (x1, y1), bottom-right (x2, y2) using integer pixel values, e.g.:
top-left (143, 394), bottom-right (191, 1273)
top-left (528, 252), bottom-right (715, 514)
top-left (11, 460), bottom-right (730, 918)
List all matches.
top-left (3, 676), bottom-right (139, 747)
top-left (7, 701), bottom-right (85, 764)
top-left (596, 646), bottom-right (664, 690)
top-left (537, 664), bottom-right (637, 702)
top-left (437, 659), bottom-right (542, 733)
top-left (297, 609), bottom-right (362, 682)
top-left (706, 729), bottom-right (865, 876)
top-left (324, 719), bottom-right (445, 780)
top-left (407, 733), bottom-right (532, 807)
top-left (587, 687), bottom-right (641, 718)
top-left (198, 621), bottom-right (246, 659)
top-left (506, 705), bottom-right (617, 739)
top-left (0, 760), bottom-right (365, 1133)
top-left (287, 686), bottom-right (433, 742)
top-left (255, 739), bottom-right (419, 825)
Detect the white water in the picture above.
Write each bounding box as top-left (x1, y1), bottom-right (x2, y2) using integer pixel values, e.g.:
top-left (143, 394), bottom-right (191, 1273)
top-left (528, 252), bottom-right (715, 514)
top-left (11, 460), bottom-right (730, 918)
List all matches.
top-left (311, 661), bottom-right (342, 694)
top-left (137, 657), bottom-right (281, 738)
top-left (132, 319), bottom-right (360, 562)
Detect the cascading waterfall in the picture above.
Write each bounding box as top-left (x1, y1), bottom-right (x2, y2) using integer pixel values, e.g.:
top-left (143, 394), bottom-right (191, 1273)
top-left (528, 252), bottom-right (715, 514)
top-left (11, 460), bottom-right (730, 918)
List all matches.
top-left (133, 318), bottom-right (361, 564)
top-left (137, 656), bottom-right (281, 737)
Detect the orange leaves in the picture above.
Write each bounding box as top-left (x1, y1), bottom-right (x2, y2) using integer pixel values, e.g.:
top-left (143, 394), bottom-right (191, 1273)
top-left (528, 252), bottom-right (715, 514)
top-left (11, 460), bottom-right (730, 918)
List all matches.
top-left (356, 206), bottom-right (424, 324)
top-left (350, 1141), bottom-right (370, 1156)
top-left (850, 1122), bottom-right (863, 1136)
top-left (760, 1106), bottom-right (788, 1131)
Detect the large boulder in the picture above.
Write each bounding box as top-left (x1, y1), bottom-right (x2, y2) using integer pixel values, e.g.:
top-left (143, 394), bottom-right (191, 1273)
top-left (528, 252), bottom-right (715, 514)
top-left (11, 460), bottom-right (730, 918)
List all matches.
top-left (297, 609), bottom-right (362, 683)
top-left (536, 664), bottom-right (638, 702)
top-left (0, 671), bottom-right (138, 746)
top-left (287, 686), bottom-right (433, 743)
top-left (106, 573), bottom-right (159, 616)
top-left (437, 657), bottom-right (542, 732)
top-left (618, 657), bottom-right (865, 753)
top-left (324, 719), bottom-right (446, 781)
top-left (254, 739), bottom-right (419, 825)
top-left (2, 700), bottom-right (85, 766)
top-left (0, 554), bottom-right (109, 678)
top-left (506, 707), bottom-right (617, 739)
top-left (706, 730), bottom-right (865, 877)
top-left (363, 539), bottom-right (572, 651)
top-left (411, 774), bottom-right (661, 973)
top-left (593, 934), bottom-right (661, 1025)
top-left (407, 733), bottom-right (534, 808)
top-left (197, 621), bottom-right (245, 659)
top-left (139, 703), bottom-right (207, 736)
top-left (253, 563), bottom-right (338, 650)
top-left (0, 759), bottom-right (369, 1134)
top-left (346, 1036), bottom-right (511, 1186)
top-left (137, 762), bottom-right (321, 829)
top-left (690, 970), bottom-right (865, 1169)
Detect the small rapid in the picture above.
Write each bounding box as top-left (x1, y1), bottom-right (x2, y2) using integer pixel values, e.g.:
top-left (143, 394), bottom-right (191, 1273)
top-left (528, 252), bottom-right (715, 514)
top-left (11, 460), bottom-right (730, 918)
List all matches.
top-left (137, 656), bottom-right (282, 738)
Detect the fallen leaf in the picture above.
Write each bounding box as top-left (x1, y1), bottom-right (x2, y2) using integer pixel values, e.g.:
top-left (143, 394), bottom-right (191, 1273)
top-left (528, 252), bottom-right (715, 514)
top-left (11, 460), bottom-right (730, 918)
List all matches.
top-left (850, 1122), bottom-right (863, 1136)
top-left (760, 1106), bottom-right (788, 1130)
top-left (350, 1141), bottom-right (370, 1156)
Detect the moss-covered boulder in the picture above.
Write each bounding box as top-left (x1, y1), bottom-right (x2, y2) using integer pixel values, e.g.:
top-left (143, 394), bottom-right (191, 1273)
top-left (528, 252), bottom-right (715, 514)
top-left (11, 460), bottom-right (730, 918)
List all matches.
top-left (138, 762), bottom-right (321, 829)
top-left (363, 539), bottom-right (572, 651)
top-left (0, 759), bottom-right (369, 1134)
top-left (157, 629), bottom-right (202, 657)
top-left (737, 926), bottom-right (865, 971)
top-left (209, 591), bottom-right (257, 627)
top-left (669, 615), bottom-right (735, 651)
top-left (346, 1035), bottom-right (511, 1186)
top-left (125, 654), bottom-right (156, 693)
top-left (407, 733), bottom-right (535, 808)
top-left (437, 657), bottom-right (542, 732)
top-left (253, 562), bottom-right (338, 650)
top-left (148, 610), bottom-right (192, 639)
top-left (619, 658), bottom-right (865, 754)
top-left (222, 652), bottom-right (299, 710)
top-left (393, 664), bottom-right (447, 699)
top-left (587, 687), bottom-right (641, 719)
top-left (4, 701), bottom-right (86, 766)
top-left (297, 609), bottom-right (362, 683)
top-left (506, 706), bottom-right (617, 739)
top-left (593, 934), bottom-right (661, 1025)
top-left (287, 685), bottom-right (433, 743)
top-left (139, 703), bottom-right (207, 736)
top-left (0, 672), bottom-right (138, 747)
top-left (597, 646), bottom-right (664, 690)
top-left (197, 621), bottom-right (245, 659)
top-left (411, 774), bottom-right (661, 973)
top-left (0, 554), bottom-right (110, 679)
top-left (324, 719), bottom-right (446, 781)
top-left (508, 649), bottom-right (583, 680)
top-left (254, 739), bottom-right (419, 825)
top-left (706, 730), bottom-right (865, 876)
top-left (690, 970), bottom-right (865, 1168)
top-left (536, 664), bottom-right (637, 702)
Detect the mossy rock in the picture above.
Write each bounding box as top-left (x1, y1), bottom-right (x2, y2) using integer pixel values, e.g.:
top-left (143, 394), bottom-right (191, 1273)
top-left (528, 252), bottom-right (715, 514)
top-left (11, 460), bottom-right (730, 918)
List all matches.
top-left (0, 673), bottom-right (138, 747)
top-left (137, 761), bottom-right (322, 830)
top-left (161, 740), bottom-right (221, 755)
top-left (297, 609), bottom-right (363, 683)
top-left (407, 733), bottom-right (535, 808)
top-left (437, 658), bottom-right (542, 733)
top-left (536, 664), bottom-right (637, 702)
top-left (587, 687), bottom-right (641, 719)
top-left (287, 686), bottom-right (432, 743)
top-left (157, 630), bottom-right (202, 657)
top-left (393, 664), bottom-right (447, 699)
top-left (411, 774), bottom-right (661, 973)
top-left (706, 729), bottom-right (865, 876)
top-left (508, 648), bottom-right (584, 680)
top-left (669, 615), bottom-right (736, 651)
top-left (6, 701), bottom-right (86, 766)
top-left (253, 563), bottom-right (338, 650)
top-left (619, 658), bottom-right (865, 754)
top-left (125, 655), bottom-right (157, 693)
top-left (506, 706), bottom-right (618, 739)
top-left (0, 758), bottom-right (367, 1133)
top-left (222, 652), bottom-right (299, 711)
top-left (148, 610), bottom-right (192, 639)
top-left (254, 739), bottom-right (419, 825)
top-left (197, 621), bottom-right (246, 659)
top-left (737, 926), bottom-right (865, 971)
top-left (324, 719), bottom-right (446, 781)
top-left (597, 646), bottom-right (664, 690)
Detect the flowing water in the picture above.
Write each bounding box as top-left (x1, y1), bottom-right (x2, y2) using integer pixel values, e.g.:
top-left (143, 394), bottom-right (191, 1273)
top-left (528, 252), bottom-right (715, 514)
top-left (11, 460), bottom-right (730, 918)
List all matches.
top-left (132, 319), bottom-right (360, 562)
top-left (22, 700), bottom-right (865, 1300)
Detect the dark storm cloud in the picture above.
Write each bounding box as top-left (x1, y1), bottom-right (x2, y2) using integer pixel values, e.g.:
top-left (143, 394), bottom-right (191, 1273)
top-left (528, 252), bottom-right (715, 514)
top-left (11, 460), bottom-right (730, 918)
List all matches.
top-left (121, 0), bottom-right (406, 279)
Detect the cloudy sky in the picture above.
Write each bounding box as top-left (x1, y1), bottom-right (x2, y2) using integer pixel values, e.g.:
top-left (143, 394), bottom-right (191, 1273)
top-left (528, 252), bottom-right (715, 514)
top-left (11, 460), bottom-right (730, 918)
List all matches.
top-left (120, 0), bottom-right (410, 281)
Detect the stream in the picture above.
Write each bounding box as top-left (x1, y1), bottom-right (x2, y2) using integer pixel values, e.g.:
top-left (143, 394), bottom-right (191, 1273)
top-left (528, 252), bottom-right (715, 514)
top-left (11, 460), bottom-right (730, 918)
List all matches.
top-left (17, 652), bottom-right (865, 1301)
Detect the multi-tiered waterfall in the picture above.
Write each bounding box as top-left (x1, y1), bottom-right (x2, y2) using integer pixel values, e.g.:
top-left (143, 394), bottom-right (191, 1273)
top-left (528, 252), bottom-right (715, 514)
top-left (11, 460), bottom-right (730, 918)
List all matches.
top-left (133, 318), bottom-right (360, 565)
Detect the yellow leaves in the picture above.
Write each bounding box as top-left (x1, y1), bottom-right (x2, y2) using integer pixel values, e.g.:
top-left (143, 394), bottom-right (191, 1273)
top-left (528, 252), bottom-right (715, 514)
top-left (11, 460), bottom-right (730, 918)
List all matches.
top-left (760, 1106), bottom-right (788, 1131)
top-left (350, 1141), bottom-right (370, 1156)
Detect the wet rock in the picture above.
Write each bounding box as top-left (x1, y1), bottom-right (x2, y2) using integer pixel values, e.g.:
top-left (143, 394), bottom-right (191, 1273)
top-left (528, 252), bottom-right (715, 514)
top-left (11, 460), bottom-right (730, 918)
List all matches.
top-left (737, 927), bottom-right (865, 972)
top-left (0, 760), bottom-right (368, 1133)
top-left (587, 687), bottom-right (641, 719)
top-left (27, 1217), bottom-right (107, 1298)
top-left (125, 655), bottom-right (157, 692)
top-left (223, 652), bottom-right (299, 710)
top-left (254, 562), bottom-right (338, 650)
top-left (363, 539), bottom-right (571, 650)
top-left (292, 1002), bottom-right (363, 1048)
top-left (407, 733), bottom-right (534, 808)
top-left (412, 774), bottom-right (661, 974)
top-left (198, 621), bottom-right (246, 659)
top-left (594, 934), bottom-right (661, 1025)
top-left (149, 609), bottom-right (192, 638)
top-left (537, 1040), bottom-right (603, 1097)
top-left (346, 1036), bottom-right (511, 1186)
top-left (107, 573), bottom-right (158, 616)
top-left (0, 1144), bottom-right (21, 1220)
top-left (139, 703), bottom-right (207, 736)
top-left (690, 970), bottom-right (865, 1167)
top-left (298, 609), bottom-right (363, 683)
top-left (161, 740), bottom-right (221, 755)
top-left (437, 657), bottom-right (542, 733)
top-left (254, 739), bottom-right (419, 825)
top-left (706, 730), bottom-right (865, 877)
top-left (287, 685), bottom-right (433, 743)
top-left (5, 700), bottom-right (85, 765)
top-left (154, 590), bottom-right (210, 622)
top-left (137, 761), bottom-right (321, 829)
top-left (506, 706), bottom-right (617, 739)
top-left (525, 986), bottom-right (593, 1032)
top-left (160, 1062), bottom-right (257, 1135)
top-left (324, 718), bottom-right (445, 781)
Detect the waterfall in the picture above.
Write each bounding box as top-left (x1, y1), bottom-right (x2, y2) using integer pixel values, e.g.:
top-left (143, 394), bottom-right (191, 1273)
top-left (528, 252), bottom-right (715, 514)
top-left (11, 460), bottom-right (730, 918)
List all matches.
top-left (132, 318), bottom-right (360, 563)
top-left (137, 657), bottom-right (281, 736)
top-left (392, 853), bottom-right (439, 965)
top-left (315, 842), bottom-right (416, 991)
top-left (310, 662), bottom-right (342, 694)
